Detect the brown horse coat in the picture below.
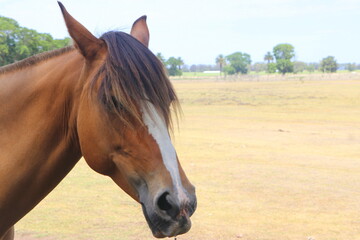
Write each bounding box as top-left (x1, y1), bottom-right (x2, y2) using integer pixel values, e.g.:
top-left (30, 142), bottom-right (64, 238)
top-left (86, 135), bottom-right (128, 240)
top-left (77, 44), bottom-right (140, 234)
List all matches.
top-left (0, 3), bottom-right (196, 239)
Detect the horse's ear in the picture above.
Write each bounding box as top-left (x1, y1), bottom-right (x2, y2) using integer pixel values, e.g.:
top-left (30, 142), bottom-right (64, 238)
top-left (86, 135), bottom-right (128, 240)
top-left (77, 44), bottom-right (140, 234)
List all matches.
top-left (58, 1), bottom-right (103, 59)
top-left (130, 16), bottom-right (149, 48)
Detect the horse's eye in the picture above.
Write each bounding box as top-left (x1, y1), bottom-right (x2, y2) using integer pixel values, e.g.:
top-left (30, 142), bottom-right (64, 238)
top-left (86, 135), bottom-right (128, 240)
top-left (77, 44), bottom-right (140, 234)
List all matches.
top-left (110, 96), bottom-right (125, 111)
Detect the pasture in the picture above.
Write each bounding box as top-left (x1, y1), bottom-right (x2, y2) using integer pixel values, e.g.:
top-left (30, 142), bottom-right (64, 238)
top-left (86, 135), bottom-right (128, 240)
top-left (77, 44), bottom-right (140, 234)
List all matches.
top-left (16, 76), bottom-right (360, 240)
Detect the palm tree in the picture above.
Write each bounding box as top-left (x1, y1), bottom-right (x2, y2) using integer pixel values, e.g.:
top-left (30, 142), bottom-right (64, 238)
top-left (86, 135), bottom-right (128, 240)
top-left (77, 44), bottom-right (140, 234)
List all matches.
top-left (176, 57), bottom-right (184, 70)
top-left (215, 54), bottom-right (225, 74)
top-left (264, 51), bottom-right (274, 64)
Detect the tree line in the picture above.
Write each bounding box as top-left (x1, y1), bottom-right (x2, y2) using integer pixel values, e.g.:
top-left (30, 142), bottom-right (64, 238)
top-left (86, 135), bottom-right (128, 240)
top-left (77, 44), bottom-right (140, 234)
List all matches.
top-left (156, 53), bottom-right (185, 76)
top-left (159, 43), bottom-right (359, 76)
top-left (0, 15), bottom-right (186, 76)
top-left (0, 16), bottom-right (70, 66)
top-left (216, 44), bottom-right (349, 76)
top-left (1, 15), bottom-right (358, 75)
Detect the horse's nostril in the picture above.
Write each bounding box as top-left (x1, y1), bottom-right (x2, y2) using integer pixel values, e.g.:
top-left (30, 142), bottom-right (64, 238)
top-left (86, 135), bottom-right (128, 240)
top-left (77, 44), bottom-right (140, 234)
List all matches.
top-left (157, 192), bottom-right (172, 211)
top-left (156, 191), bottom-right (181, 219)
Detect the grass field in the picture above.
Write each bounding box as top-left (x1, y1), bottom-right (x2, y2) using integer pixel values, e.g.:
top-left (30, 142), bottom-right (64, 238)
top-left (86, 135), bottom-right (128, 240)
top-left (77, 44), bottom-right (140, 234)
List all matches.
top-left (16, 77), bottom-right (360, 240)
top-left (182, 70), bottom-right (360, 78)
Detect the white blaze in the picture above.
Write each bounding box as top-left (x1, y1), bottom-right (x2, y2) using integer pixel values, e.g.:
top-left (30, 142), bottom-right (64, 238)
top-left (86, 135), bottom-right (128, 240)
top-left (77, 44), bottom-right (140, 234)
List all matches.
top-left (141, 102), bottom-right (188, 202)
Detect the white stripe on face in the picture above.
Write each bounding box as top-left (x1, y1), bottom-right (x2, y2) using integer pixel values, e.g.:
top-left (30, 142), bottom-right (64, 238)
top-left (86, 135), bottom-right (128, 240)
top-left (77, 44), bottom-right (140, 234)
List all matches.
top-left (141, 102), bottom-right (188, 202)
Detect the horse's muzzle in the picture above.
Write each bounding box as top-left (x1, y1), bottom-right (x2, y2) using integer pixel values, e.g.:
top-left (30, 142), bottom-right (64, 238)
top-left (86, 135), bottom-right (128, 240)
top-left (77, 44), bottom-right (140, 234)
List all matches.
top-left (141, 189), bottom-right (197, 238)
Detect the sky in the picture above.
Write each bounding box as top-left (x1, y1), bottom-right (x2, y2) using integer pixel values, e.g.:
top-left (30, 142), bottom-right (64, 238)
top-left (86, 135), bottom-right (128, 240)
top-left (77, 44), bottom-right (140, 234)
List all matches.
top-left (0, 0), bottom-right (360, 65)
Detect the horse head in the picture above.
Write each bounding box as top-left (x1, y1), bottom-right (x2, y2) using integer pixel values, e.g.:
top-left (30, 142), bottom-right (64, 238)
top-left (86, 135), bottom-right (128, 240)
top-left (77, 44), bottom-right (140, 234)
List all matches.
top-left (58, 2), bottom-right (196, 238)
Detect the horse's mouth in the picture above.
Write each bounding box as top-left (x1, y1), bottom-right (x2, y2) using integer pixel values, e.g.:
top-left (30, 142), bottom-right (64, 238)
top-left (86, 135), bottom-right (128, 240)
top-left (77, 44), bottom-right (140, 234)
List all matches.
top-left (141, 203), bottom-right (192, 238)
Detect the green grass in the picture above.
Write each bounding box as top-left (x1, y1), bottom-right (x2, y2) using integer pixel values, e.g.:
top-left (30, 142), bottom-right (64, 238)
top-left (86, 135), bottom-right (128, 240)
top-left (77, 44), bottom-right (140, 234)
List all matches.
top-left (16, 79), bottom-right (360, 240)
top-left (181, 70), bottom-right (360, 77)
top-left (182, 72), bottom-right (220, 77)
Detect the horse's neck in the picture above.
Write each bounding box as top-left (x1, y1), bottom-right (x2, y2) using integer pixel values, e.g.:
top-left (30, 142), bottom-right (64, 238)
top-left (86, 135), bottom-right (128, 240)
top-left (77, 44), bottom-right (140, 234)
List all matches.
top-left (0, 50), bottom-right (84, 233)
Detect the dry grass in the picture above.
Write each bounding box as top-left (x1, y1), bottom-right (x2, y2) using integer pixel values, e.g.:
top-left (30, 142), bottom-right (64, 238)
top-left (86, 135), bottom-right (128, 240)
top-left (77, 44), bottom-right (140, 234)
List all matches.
top-left (16, 78), bottom-right (360, 240)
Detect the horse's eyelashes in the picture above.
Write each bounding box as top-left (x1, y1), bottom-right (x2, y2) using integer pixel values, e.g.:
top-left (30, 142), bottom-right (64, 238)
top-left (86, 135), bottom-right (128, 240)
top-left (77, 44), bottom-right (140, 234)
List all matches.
top-left (111, 96), bottom-right (125, 111)
top-left (114, 145), bottom-right (131, 157)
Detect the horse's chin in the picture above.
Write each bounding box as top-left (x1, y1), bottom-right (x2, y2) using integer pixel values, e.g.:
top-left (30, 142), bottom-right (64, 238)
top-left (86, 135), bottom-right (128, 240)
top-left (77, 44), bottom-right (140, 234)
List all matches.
top-left (152, 231), bottom-right (166, 238)
top-left (141, 204), bottom-right (192, 238)
top-left (147, 217), bottom-right (192, 239)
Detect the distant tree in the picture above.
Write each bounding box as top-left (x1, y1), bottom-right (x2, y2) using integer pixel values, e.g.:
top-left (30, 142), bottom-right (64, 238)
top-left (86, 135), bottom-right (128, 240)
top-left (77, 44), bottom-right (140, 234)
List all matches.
top-left (225, 52), bottom-right (251, 75)
top-left (0, 16), bottom-right (70, 66)
top-left (156, 52), bottom-right (166, 65)
top-left (273, 44), bottom-right (295, 60)
top-left (267, 63), bottom-right (277, 73)
top-left (188, 64), bottom-right (218, 73)
top-left (252, 62), bottom-right (267, 73)
top-left (276, 59), bottom-right (294, 74)
top-left (215, 54), bottom-right (226, 73)
top-left (223, 65), bottom-right (236, 75)
top-left (189, 64), bottom-right (197, 72)
top-left (52, 38), bottom-right (71, 49)
top-left (166, 57), bottom-right (183, 76)
top-left (0, 16), bottom-right (20, 65)
top-left (177, 57), bottom-right (184, 70)
top-left (346, 63), bottom-right (356, 72)
top-left (306, 64), bottom-right (315, 73)
top-left (320, 56), bottom-right (338, 73)
top-left (273, 43), bottom-right (295, 75)
top-left (293, 61), bottom-right (307, 74)
top-left (263, 51), bottom-right (275, 73)
top-left (307, 62), bottom-right (319, 72)
top-left (264, 51), bottom-right (274, 64)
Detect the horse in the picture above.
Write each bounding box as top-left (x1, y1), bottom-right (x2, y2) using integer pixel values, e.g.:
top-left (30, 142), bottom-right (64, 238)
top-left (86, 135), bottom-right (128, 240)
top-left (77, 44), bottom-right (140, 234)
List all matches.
top-left (0, 2), bottom-right (196, 239)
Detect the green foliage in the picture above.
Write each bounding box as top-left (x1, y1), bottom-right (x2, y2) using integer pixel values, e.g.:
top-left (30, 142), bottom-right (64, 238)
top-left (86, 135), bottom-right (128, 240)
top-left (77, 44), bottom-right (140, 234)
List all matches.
top-left (252, 62), bottom-right (267, 73)
top-left (276, 59), bottom-right (294, 75)
top-left (267, 62), bottom-right (277, 73)
top-left (225, 52), bottom-right (251, 75)
top-left (346, 63), bottom-right (356, 72)
top-left (157, 54), bottom-right (184, 76)
top-left (293, 61), bottom-right (307, 74)
top-left (167, 67), bottom-right (182, 76)
top-left (263, 51), bottom-right (276, 73)
top-left (273, 43), bottom-right (295, 74)
top-left (223, 65), bottom-right (236, 75)
top-left (320, 56), bottom-right (338, 73)
top-left (306, 64), bottom-right (316, 73)
top-left (176, 57), bottom-right (184, 69)
top-left (0, 16), bottom-right (71, 66)
top-left (273, 43), bottom-right (295, 60)
top-left (166, 56), bottom-right (183, 76)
